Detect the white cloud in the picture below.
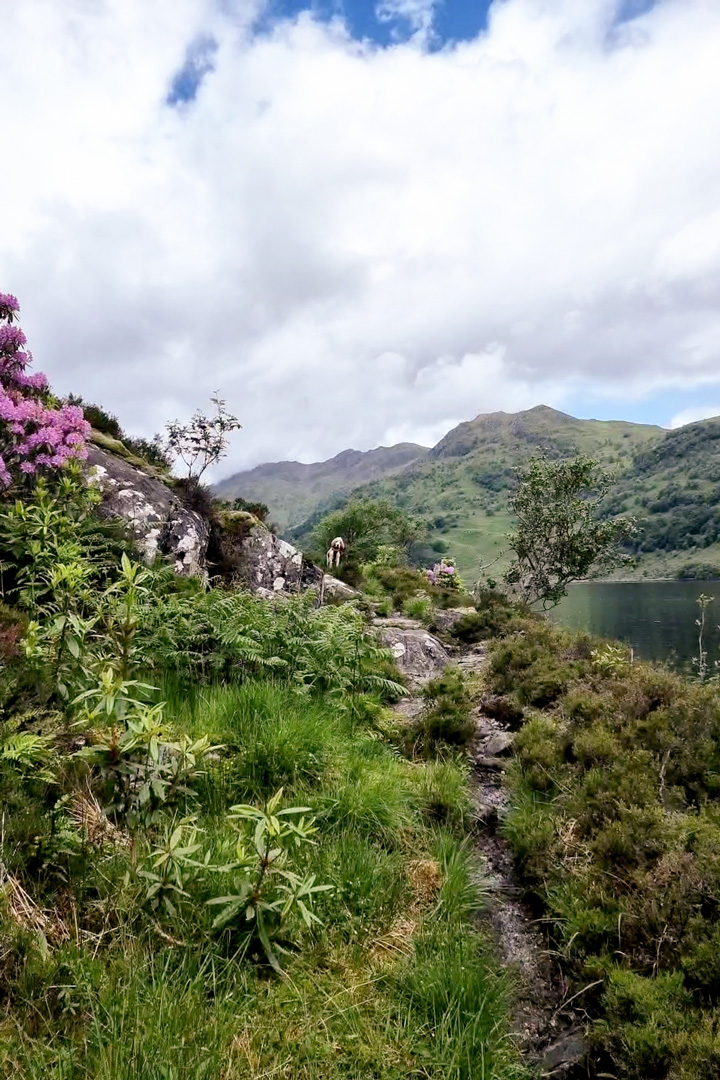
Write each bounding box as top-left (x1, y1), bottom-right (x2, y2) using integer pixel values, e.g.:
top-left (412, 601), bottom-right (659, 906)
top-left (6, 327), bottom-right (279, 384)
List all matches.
top-left (670, 405), bottom-right (720, 429)
top-left (2, 0), bottom-right (720, 477)
top-left (375, 0), bottom-right (439, 39)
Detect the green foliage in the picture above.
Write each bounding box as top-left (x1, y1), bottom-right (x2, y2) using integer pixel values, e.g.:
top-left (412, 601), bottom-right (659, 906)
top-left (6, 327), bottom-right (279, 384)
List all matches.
top-left (402, 594), bottom-right (433, 621)
top-left (450, 589), bottom-right (523, 643)
top-left (590, 642), bottom-right (632, 677)
top-left (0, 717), bottom-right (54, 780)
top-left (406, 667), bottom-right (476, 758)
top-left (224, 494), bottom-right (270, 522)
top-left (310, 498), bottom-right (421, 580)
top-left (164, 393), bottom-right (241, 481)
top-left (206, 789), bottom-right (332, 971)
top-left (505, 454), bottom-right (636, 608)
top-left (364, 563), bottom-right (473, 612)
top-left (414, 758), bottom-right (472, 832)
top-left (76, 701), bottom-right (218, 827)
top-left (0, 461), bottom-right (520, 1078)
top-left (138, 816), bottom-right (204, 918)
top-left (489, 622), bottom-right (583, 706)
top-left (495, 618), bottom-right (720, 1077)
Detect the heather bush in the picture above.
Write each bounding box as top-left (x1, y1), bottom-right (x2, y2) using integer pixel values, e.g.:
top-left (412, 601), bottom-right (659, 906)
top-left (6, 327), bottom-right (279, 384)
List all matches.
top-left (495, 619), bottom-right (720, 1077)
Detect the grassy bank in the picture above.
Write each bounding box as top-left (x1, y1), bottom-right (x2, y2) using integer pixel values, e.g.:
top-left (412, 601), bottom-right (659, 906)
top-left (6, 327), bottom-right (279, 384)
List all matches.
top-left (0, 478), bottom-right (523, 1079)
top-left (487, 620), bottom-right (720, 1078)
top-left (1, 678), bottom-right (522, 1079)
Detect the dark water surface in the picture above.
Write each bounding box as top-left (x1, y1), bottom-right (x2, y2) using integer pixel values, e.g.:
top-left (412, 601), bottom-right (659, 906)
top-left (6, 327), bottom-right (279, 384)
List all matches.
top-left (550, 580), bottom-right (720, 674)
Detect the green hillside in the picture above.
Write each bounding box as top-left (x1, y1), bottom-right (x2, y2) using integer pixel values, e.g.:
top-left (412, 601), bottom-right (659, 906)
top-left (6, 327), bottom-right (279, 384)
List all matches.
top-left (215, 442), bottom-right (428, 529)
top-left (221, 405), bottom-right (720, 583)
top-left (291, 406), bottom-right (662, 579)
top-left (603, 416), bottom-right (720, 579)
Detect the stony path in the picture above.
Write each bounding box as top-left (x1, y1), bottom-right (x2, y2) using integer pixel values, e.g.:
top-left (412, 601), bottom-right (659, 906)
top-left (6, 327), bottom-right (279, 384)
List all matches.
top-left (381, 619), bottom-right (588, 1077)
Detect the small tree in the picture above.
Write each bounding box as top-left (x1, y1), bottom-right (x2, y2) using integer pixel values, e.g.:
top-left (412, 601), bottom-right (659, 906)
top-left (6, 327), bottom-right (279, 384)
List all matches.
top-left (312, 499), bottom-right (420, 576)
top-left (164, 393), bottom-right (241, 481)
top-left (504, 454), bottom-right (635, 609)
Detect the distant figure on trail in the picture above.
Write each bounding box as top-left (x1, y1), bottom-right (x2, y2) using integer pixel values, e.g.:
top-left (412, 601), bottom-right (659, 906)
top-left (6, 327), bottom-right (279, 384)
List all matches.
top-left (326, 536), bottom-right (345, 568)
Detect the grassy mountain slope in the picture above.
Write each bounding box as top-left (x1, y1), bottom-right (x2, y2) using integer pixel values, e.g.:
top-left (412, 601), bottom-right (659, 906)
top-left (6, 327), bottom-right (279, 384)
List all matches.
top-left (603, 416), bottom-right (720, 578)
top-left (215, 443), bottom-right (428, 530)
top-left (292, 406), bottom-right (662, 579)
top-left (221, 405), bottom-right (720, 582)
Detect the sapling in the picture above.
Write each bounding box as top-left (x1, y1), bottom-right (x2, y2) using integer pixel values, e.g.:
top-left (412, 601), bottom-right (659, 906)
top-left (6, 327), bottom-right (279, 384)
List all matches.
top-left (207, 788), bottom-right (332, 971)
top-left (164, 393), bottom-right (241, 481)
top-left (693, 593), bottom-right (714, 683)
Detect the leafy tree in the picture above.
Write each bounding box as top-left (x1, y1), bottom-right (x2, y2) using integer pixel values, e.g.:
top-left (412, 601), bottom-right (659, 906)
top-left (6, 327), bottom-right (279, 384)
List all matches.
top-left (504, 454), bottom-right (635, 609)
top-left (164, 393), bottom-right (241, 481)
top-left (311, 498), bottom-right (420, 575)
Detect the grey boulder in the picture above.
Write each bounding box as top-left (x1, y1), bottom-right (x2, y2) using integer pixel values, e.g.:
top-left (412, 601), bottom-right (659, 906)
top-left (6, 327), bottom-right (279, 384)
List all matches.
top-left (377, 627), bottom-right (449, 685)
top-left (86, 446), bottom-right (208, 577)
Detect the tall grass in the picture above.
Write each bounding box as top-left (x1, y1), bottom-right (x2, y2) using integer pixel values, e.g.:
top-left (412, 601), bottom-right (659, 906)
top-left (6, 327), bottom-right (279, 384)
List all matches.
top-left (1, 679), bottom-right (523, 1080)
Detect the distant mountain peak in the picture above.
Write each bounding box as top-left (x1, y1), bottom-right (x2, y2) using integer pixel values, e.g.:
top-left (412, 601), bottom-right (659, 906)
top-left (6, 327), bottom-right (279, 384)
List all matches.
top-left (214, 441), bottom-right (429, 529)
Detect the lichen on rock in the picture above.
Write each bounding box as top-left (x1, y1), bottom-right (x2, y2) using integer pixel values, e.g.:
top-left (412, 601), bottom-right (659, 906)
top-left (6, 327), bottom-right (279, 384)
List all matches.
top-left (86, 445), bottom-right (209, 578)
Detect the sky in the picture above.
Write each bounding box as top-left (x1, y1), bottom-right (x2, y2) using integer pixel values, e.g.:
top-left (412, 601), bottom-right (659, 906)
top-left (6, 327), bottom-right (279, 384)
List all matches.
top-left (2, 0), bottom-right (720, 477)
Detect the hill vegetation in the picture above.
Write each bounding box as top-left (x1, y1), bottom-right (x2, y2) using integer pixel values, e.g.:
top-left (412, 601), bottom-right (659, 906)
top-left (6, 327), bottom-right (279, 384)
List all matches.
top-left (604, 417), bottom-right (720, 579)
top-left (215, 443), bottom-right (428, 530)
top-left (223, 407), bottom-right (720, 582)
top-left (7, 289), bottom-right (720, 1078)
top-left (289, 406), bottom-right (662, 578)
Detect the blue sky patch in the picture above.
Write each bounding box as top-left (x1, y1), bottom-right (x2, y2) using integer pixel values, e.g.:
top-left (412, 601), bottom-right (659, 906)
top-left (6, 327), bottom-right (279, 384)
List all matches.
top-left (167, 35), bottom-right (218, 106)
top-left (257, 0), bottom-right (492, 47)
top-left (564, 384), bottom-right (720, 431)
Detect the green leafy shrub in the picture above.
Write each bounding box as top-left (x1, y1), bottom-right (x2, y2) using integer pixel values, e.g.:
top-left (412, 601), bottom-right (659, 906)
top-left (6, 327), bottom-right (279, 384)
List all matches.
top-left (206, 789), bottom-right (332, 971)
top-left (450, 590), bottom-right (524, 643)
top-left (405, 667), bottom-right (475, 758)
top-left (499, 618), bottom-right (720, 1078)
top-left (489, 623), bottom-right (582, 706)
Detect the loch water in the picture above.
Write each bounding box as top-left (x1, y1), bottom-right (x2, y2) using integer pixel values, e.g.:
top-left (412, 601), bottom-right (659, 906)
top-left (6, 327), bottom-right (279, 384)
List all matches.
top-left (550, 580), bottom-right (720, 675)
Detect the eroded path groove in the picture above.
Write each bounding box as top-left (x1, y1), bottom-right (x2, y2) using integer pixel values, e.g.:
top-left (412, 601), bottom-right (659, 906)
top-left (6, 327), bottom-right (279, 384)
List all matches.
top-left (378, 617), bottom-right (588, 1077)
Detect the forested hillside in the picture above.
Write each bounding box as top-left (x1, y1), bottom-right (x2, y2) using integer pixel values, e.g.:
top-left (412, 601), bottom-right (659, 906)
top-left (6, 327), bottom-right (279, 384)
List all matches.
top-left (286, 407), bottom-right (662, 578)
top-left (604, 417), bottom-right (720, 578)
top-left (229, 407), bottom-right (720, 582)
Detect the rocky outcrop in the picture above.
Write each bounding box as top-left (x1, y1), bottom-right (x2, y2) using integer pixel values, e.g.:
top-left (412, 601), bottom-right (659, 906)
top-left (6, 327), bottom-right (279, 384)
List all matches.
top-left (322, 575), bottom-right (360, 602)
top-left (376, 626), bottom-right (449, 685)
top-left (428, 607), bottom-right (477, 633)
top-left (86, 446), bottom-right (360, 604)
top-left (86, 446), bottom-right (209, 577)
top-left (240, 523), bottom-right (305, 596)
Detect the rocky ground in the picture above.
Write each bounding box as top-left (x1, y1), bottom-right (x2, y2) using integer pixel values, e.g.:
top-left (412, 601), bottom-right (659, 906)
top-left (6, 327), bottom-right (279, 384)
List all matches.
top-left (374, 611), bottom-right (590, 1078)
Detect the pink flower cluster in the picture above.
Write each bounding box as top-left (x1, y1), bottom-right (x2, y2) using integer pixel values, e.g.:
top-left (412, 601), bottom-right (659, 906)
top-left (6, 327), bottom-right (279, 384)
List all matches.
top-left (0, 293), bottom-right (90, 487)
top-left (426, 558), bottom-right (458, 587)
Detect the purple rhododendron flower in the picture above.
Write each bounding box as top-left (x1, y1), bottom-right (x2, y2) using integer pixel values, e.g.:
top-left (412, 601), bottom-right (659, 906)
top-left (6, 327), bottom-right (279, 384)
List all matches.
top-left (0, 292), bottom-right (90, 487)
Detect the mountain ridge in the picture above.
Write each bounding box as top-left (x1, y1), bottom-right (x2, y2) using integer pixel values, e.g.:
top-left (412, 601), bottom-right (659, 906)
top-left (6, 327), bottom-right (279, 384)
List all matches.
top-left (215, 441), bottom-right (429, 529)
top-left (215, 405), bottom-right (720, 581)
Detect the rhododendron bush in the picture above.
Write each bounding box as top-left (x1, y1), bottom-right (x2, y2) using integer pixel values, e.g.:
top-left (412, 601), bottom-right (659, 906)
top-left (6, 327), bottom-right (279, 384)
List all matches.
top-left (426, 557), bottom-right (461, 590)
top-left (0, 293), bottom-right (89, 487)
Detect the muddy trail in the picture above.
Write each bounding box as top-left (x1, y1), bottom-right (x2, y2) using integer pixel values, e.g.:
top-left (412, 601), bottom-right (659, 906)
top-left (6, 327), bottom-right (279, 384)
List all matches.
top-left (376, 616), bottom-right (590, 1077)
